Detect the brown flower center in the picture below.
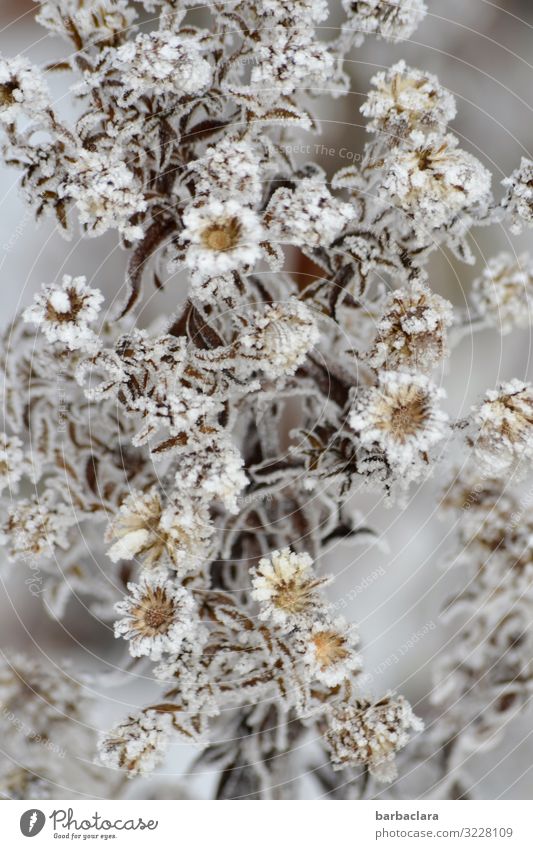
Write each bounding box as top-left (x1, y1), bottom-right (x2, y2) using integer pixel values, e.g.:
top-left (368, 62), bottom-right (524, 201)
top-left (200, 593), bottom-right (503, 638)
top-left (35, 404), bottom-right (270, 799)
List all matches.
top-left (201, 217), bottom-right (242, 252)
top-left (388, 393), bottom-right (429, 440)
top-left (0, 81), bottom-right (17, 107)
top-left (311, 630), bottom-right (349, 669)
top-left (133, 587), bottom-right (175, 636)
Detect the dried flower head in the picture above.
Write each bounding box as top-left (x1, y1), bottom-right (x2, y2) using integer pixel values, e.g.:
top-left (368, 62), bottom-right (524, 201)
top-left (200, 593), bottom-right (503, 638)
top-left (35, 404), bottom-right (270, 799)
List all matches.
top-left (471, 252), bottom-right (533, 334)
top-left (179, 199), bottom-right (263, 280)
top-left (23, 275), bottom-right (103, 352)
top-left (342, 0), bottom-right (427, 46)
top-left (114, 573), bottom-right (196, 659)
top-left (0, 55), bottom-right (49, 124)
top-left (361, 60), bottom-right (456, 140)
top-left (367, 281), bottom-right (453, 372)
top-left (502, 157), bottom-right (533, 234)
top-left (98, 710), bottom-right (173, 777)
top-left (236, 299), bottom-right (320, 379)
top-left (299, 617), bottom-right (361, 686)
top-left (251, 547), bottom-right (331, 627)
top-left (265, 177), bottom-right (353, 248)
top-left (380, 132), bottom-right (492, 233)
top-left (350, 371), bottom-right (448, 478)
top-left (325, 694), bottom-right (423, 780)
top-left (471, 380), bottom-right (533, 477)
top-left (106, 487), bottom-right (211, 573)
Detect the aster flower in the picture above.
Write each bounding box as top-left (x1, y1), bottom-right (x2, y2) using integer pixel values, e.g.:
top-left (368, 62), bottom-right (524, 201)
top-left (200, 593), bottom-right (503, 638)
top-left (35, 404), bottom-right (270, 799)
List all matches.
top-left (502, 157), bottom-right (533, 234)
top-left (237, 299), bottom-right (320, 379)
top-left (342, 0), bottom-right (427, 47)
top-left (265, 177), bottom-right (353, 249)
top-left (349, 371), bottom-right (448, 478)
top-left (23, 275), bottom-right (103, 352)
top-left (98, 709), bottom-right (173, 777)
top-left (114, 573), bottom-right (196, 659)
top-left (179, 198), bottom-right (264, 280)
top-left (367, 281), bottom-right (453, 372)
top-left (251, 547), bottom-right (331, 628)
top-left (257, 0), bottom-right (330, 23)
top-left (471, 380), bottom-right (533, 477)
top-left (361, 61), bottom-right (456, 140)
top-left (380, 132), bottom-right (492, 232)
top-left (324, 694), bottom-right (423, 780)
top-left (298, 617), bottom-right (361, 686)
top-left (106, 486), bottom-right (212, 574)
top-left (0, 55), bottom-right (50, 124)
top-left (471, 252), bottom-right (533, 335)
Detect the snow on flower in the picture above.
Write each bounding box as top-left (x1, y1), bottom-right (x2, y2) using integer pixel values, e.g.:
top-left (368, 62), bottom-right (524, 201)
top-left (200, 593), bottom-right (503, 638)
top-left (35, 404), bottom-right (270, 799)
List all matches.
top-left (471, 380), bottom-right (533, 477)
top-left (380, 132), bottom-right (492, 232)
top-left (342, 0), bottom-right (427, 46)
top-left (106, 486), bottom-right (212, 574)
top-left (237, 299), bottom-right (320, 379)
top-left (251, 547), bottom-right (331, 628)
top-left (98, 709), bottom-right (173, 777)
top-left (367, 281), bottom-right (453, 372)
top-left (361, 60), bottom-right (456, 140)
top-left (349, 371), bottom-right (448, 478)
top-left (298, 617), bottom-right (361, 686)
top-left (502, 157), bottom-right (533, 235)
top-left (0, 55), bottom-right (50, 124)
top-left (114, 573), bottom-right (197, 659)
top-left (23, 275), bottom-right (104, 352)
top-left (265, 177), bottom-right (353, 248)
top-left (113, 30), bottom-right (212, 104)
top-left (179, 198), bottom-right (264, 280)
top-left (471, 252), bottom-right (533, 334)
top-left (325, 694), bottom-right (423, 781)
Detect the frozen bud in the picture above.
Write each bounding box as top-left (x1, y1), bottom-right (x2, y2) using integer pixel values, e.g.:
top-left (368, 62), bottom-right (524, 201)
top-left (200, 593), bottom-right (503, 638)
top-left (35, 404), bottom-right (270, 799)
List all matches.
top-left (471, 380), bottom-right (533, 476)
top-left (265, 177), bottom-right (353, 248)
top-left (349, 371), bottom-right (448, 479)
top-left (106, 487), bottom-right (212, 574)
top-left (250, 547), bottom-right (331, 628)
top-left (98, 709), bottom-right (173, 777)
top-left (179, 198), bottom-right (263, 280)
top-left (367, 282), bottom-right (453, 372)
top-left (188, 136), bottom-right (263, 206)
top-left (361, 61), bottom-right (456, 139)
top-left (343, 0), bottom-right (427, 46)
top-left (113, 30), bottom-right (212, 103)
top-left (381, 133), bottom-right (492, 232)
top-left (298, 617), bottom-right (361, 686)
top-left (114, 573), bottom-right (196, 659)
top-left (471, 252), bottom-right (533, 335)
top-left (0, 55), bottom-right (50, 124)
top-left (23, 275), bottom-right (103, 352)
top-left (238, 299), bottom-right (320, 379)
top-left (325, 694), bottom-right (423, 781)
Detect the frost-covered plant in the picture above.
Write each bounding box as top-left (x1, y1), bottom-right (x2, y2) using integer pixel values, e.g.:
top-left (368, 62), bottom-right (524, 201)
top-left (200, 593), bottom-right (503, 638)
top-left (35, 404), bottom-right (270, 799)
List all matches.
top-left (0, 0), bottom-right (532, 801)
